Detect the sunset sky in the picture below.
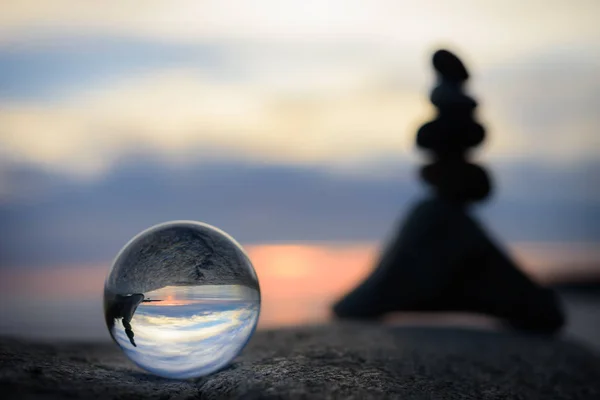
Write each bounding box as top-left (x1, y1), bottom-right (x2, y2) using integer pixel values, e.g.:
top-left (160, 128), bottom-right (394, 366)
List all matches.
top-left (1, 1), bottom-right (599, 175)
top-left (0, 1), bottom-right (599, 334)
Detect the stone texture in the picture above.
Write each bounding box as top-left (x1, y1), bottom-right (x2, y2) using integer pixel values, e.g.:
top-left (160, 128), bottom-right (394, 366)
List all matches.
top-left (106, 222), bottom-right (259, 294)
top-left (2, 323), bottom-right (600, 399)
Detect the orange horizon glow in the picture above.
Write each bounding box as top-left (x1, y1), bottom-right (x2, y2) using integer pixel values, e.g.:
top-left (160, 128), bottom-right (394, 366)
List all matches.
top-left (1, 241), bottom-right (599, 329)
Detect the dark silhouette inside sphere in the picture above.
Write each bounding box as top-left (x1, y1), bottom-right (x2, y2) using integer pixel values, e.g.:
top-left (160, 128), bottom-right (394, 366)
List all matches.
top-left (105, 293), bottom-right (145, 347)
top-left (105, 293), bottom-right (163, 347)
top-left (332, 49), bottom-right (565, 333)
top-left (104, 223), bottom-right (260, 349)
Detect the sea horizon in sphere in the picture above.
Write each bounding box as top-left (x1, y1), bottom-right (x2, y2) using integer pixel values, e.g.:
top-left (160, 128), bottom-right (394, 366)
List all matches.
top-left (103, 221), bottom-right (261, 380)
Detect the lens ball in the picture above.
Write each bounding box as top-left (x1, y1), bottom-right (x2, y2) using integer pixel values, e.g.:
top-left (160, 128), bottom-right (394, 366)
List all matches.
top-left (104, 221), bottom-right (260, 379)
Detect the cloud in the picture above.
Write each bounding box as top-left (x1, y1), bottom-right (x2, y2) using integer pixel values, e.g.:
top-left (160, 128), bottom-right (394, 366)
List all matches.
top-left (0, 1), bottom-right (598, 175)
top-left (0, 159), bottom-right (597, 268)
top-left (1, 1), bottom-right (598, 56)
top-left (1, 39), bottom-right (599, 177)
top-left (114, 299), bottom-right (258, 378)
top-left (0, 35), bottom-right (223, 101)
top-left (0, 1), bottom-right (598, 268)
top-left (478, 47), bottom-right (600, 163)
top-left (0, 64), bottom-right (425, 176)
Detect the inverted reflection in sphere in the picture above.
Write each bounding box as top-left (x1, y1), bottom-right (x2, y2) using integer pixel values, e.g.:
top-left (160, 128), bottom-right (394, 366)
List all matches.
top-left (103, 221), bottom-right (260, 379)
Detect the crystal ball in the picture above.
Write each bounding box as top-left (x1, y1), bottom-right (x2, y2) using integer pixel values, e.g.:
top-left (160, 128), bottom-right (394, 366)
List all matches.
top-left (103, 221), bottom-right (260, 379)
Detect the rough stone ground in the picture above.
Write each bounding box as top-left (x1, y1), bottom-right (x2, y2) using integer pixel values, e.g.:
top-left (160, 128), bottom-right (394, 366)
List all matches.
top-left (1, 323), bottom-right (600, 399)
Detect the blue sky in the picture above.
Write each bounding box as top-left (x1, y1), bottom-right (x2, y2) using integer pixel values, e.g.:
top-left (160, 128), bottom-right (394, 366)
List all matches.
top-left (0, 1), bottom-right (598, 269)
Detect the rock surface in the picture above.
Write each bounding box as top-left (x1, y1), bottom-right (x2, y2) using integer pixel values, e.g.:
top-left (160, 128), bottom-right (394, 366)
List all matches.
top-left (2, 323), bottom-right (600, 399)
top-left (106, 222), bottom-right (259, 294)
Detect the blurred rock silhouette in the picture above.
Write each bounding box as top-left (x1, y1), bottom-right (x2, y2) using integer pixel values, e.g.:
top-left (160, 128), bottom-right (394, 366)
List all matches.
top-left (333, 49), bottom-right (565, 333)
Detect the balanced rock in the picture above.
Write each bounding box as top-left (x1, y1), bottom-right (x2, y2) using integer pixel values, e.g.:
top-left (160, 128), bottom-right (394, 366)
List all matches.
top-left (333, 49), bottom-right (565, 333)
top-left (433, 49), bottom-right (469, 83)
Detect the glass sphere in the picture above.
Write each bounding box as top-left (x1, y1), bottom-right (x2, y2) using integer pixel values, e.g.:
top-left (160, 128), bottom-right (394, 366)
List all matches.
top-left (104, 221), bottom-right (260, 379)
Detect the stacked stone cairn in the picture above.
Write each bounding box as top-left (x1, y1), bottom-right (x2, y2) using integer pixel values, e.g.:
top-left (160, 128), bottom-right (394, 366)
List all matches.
top-left (332, 49), bottom-right (565, 333)
top-left (417, 49), bottom-right (490, 204)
